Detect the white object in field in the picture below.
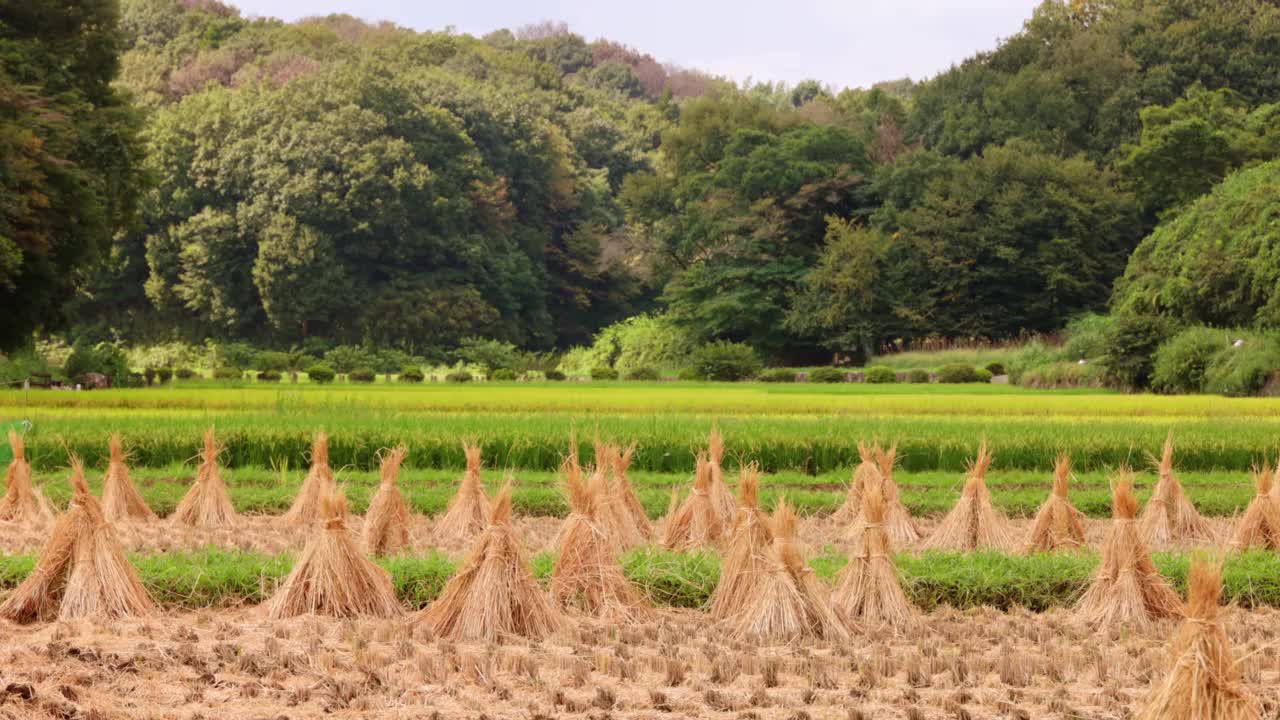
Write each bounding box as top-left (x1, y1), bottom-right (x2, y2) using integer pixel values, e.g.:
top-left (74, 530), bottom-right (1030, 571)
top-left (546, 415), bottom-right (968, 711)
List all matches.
top-left (1078, 359), bottom-right (1087, 365)
top-left (1234, 338), bottom-right (1245, 347)
top-left (75, 383), bottom-right (82, 391)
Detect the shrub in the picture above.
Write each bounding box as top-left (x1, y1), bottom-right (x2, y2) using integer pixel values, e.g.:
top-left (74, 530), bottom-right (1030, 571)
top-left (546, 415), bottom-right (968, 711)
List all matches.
top-left (864, 365), bottom-right (897, 383)
top-left (143, 367), bottom-right (156, 385)
top-left (491, 368), bottom-right (518, 381)
top-left (1018, 360), bottom-right (1108, 389)
top-left (575, 313), bottom-right (696, 376)
top-left (907, 368), bottom-right (930, 383)
top-left (1061, 313), bottom-right (1114, 361)
top-left (758, 368), bottom-right (797, 383)
top-left (624, 367), bottom-right (660, 381)
top-left (254, 351), bottom-right (290, 373)
top-left (590, 366), bottom-right (620, 381)
top-left (974, 367), bottom-right (994, 383)
top-left (1205, 335), bottom-right (1280, 396)
top-left (0, 348), bottom-right (52, 384)
top-left (174, 367), bottom-right (197, 380)
top-left (983, 362), bottom-right (1006, 377)
top-left (257, 370), bottom-right (282, 383)
top-left (399, 366), bottom-right (424, 383)
top-left (155, 367), bottom-right (174, 383)
top-left (544, 369), bottom-right (566, 381)
top-left (1102, 314), bottom-right (1175, 389)
top-left (63, 341), bottom-right (129, 386)
top-left (324, 345), bottom-right (374, 374)
top-left (677, 367), bottom-right (704, 381)
top-left (936, 363), bottom-right (980, 383)
top-left (686, 341), bottom-right (762, 382)
top-left (456, 337), bottom-right (519, 374)
top-left (349, 367), bottom-right (377, 383)
top-left (809, 367), bottom-right (846, 383)
top-left (1006, 340), bottom-right (1056, 385)
top-left (305, 364), bottom-right (336, 384)
top-left (212, 341), bottom-right (256, 371)
top-left (1151, 326), bottom-right (1229, 394)
top-left (212, 367), bottom-right (242, 380)
top-left (445, 370), bottom-right (473, 383)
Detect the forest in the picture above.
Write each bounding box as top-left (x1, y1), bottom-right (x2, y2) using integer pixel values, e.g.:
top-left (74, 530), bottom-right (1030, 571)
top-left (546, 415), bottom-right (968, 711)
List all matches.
top-left (4, 0), bottom-right (1280, 379)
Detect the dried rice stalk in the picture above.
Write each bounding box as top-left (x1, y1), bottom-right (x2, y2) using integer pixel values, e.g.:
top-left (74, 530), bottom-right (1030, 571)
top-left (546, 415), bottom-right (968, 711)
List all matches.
top-left (611, 442), bottom-right (651, 542)
top-left (281, 431), bottom-right (337, 525)
top-left (710, 463), bottom-right (775, 621)
top-left (434, 441), bottom-right (491, 541)
top-left (1141, 433), bottom-right (1214, 544)
top-left (832, 443), bottom-right (878, 525)
top-left (1077, 467), bottom-right (1183, 629)
top-left (363, 445), bottom-right (411, 555)
top-left (873, 443), bottom-right (921, 546)
top-left (172, 429), bottom-right (237, 528)
top-left (0, 430), bottom-right (54, 525)
top-left (589, 440), bottom-right (645, 550)
top-left (267, 488), bottom-right (401, 619)
top-left (1136, 555), bottom-right (1261, 720)
top-left (919, 441), bottom-right (1014, 551)
top-left (729, 499), bottom-right (849, 643)
top-left (420, 483), bottom-right (563, 642)
top-left (706, 428), bottom-right (737, 525)
top-left (834, 474), bottom-right (914, 631)
top-left (0, 457), bottom-right (154, 623)
top-left (1021, 454), bottom-right (1087, 553)
top-left (101, 433), bottom-right (157, 522)
top-left (1229, 462), bottom-right (1280, 550)
top-left (662, 454), bottom-right (723, 551)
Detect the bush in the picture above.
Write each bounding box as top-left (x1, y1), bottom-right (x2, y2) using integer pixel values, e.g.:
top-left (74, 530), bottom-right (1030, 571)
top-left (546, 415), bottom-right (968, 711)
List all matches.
top-left (685, 341), bottom-right (762, 382)
top-left (974, 367), bottom-right (994, 383)
top-left (324, 345), bottom-right (374, 374)
top-left (1102, 314), bottom-right (1175, 389)
top-left (757, 368), bottom-right (797, 383)
top-left (624, 367), bottom-right (660, 381)
top-left (143, 367), bottom-right (156, 386)
top-left (1018, 360), bottom-right (1108, 389)
top-left (1151, 326), bottom-right (1229, 394)
top-left (349, 367), bottom-right (377, 383)
top-left (590, 366), bottom-right (620, 381)
top-left (808, 367), bottom-right (845, 383)
top-left (864, 365), bottom-right (897, 384)
top-left (544, 370), bottom-right (566, 381)
top-left (445, 370), bottom-right (473, 383)
top-left (155, 367), bottom-right (174, 383)
top-left (936, 363), bottom-right (980, 383)
top-left (907, 368), bottom-right (930, 383)
top-left (305, 364), bottom-right (336, 384)
top-left (1006, 340), bottom-right (1056, 385)
top-left (63, 340), bottom-right (129, 386)
top-left (212, 341), bottom-right (256, 371)
top-left (254, 351), bottom-right (290, 373)
top-left (572, 313), bottom-right (696, 376)
top-left (1205, 335), bottom-right (1280, 396)
top-left (456, 337), bottom-right (519, 374)
top-left (491, 368), bottom-right (518, 381)
top-left (399, 366), bottom-right (424, 383)
top-left (174, 367), bottom-right (197, 380)
top-left (1061, 313), bottom-right (1114, 361)
top-left (212, 367), bottom-right (242, 380)
top-left (257, 370), bottom-right (282, 383)
top-left (677, 367), bottom-right (704, 381)
top-left (983, 362), bottom-right (1006, 377)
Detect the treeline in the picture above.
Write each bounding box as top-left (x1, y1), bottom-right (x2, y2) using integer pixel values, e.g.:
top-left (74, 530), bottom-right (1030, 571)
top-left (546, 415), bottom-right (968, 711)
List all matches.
top-left (5, 0), bottom-right (1280, 375)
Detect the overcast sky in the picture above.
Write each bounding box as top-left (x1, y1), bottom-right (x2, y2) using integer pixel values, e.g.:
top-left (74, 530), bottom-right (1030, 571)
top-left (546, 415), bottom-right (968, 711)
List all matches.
top-left (226, 0), bottom-right (1044, 90)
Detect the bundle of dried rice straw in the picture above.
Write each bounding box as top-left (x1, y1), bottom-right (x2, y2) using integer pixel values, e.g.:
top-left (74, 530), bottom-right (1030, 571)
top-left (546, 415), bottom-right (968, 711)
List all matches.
top-left (434, 441), bottom-right (491, 540)
top-left (661, 454), bottom-right (723, 551)
top-left (267, 487), bottom-right (401, 619)
top-left (1135, 555), bottom-right (1261, 720)
top-left (833, 476), bottom-right (914, 631)
top-left (709, 463), bottom-right (774, 620)
top-left (729, 499), bottom-right (849, 643)
top-left (363, 445), bottom-right (411, 555)
top-left (589, 440), bottom-right (646, 550)
top-left (101, 433), bottom-right (157, 522)
top-left (171, 429), bottom-right (237, 528)
top-left (706, 428), bottom-right (737, 526)
top-left (919, 441), bottom-right (1015, 551)
top-left (0, 456), bottom-right (154, 622)
top-left (1076, 466), bottom-right (1182, 628)
top-left (0, 430), bottom-right (54, 525)
top-left (844, 443), bottom-right (920, 547)
top-left (832, 443), bottom-right (879, 525)
top-left (1229, 461), bottom-right (1280, 550)
top-left (420, 483), bottom-right (563, 641)
top-left (1021, 454), bottom-right (1087, 553)
top-left (1140, 433), bottom-right (1214, 544)
top-left (281, 431), bottom-right (337, 525)
top-left (610, 442), bottom-right (651, 543)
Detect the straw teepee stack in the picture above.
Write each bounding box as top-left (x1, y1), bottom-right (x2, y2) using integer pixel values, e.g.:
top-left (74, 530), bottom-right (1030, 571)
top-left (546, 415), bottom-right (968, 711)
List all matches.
top-left (706, 428), bottom-right (737, 526)
top-left (728, 499), bottom-right (849, 643)
top-left (0, 430), bottom-right (53, 524)
top-left (267, 487), bottom-right (401, 619)
top-left (1021, 454), bottom-right (1087, 552)
top-left (550, 452), bottom-right (651, 622)
top-left (833, 477), bottom-right (914, 631)
top-left (590, 441), bottom-right (647, 550)
top-left (363, 445), bottom-right (411, 555)
top-left (871, 443), bottom-right (921, 546)
top-left (1229, 462), bottom-right (1280, 550)
top-left (832, 443), bottom-right (879, 525)
top-left (281, 432), bottom-right (337, 526)
top-left (661, 454), bottom-right (724, 550)
top-left (0, 457), bottom-right (155, 622)
top-left (1076, 467), bottom-right (1182, 629)
top-left (709, 463), bottom-right (774, 621)
top-left (101, 433), bottom-right (157, 522)
top-left (610, 442), bottom-right (651, 543)
top-left (434, 441), bottom-right (491, 541)
top-left (172, 429), bottom-right (238, 528)
top-left (1136, 555), bottom-right (1260, 720)
top-left (420, 483), bottom-right (563, 641)
top-left (919, 441), bottom-right (1015, 551)
top-left (1141, 433), bottom-right (1213, 544)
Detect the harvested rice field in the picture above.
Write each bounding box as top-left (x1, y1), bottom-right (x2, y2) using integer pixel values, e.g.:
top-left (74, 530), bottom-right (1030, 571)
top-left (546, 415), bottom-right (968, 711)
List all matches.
top-left (4, 382), bottom-right (1280, 718)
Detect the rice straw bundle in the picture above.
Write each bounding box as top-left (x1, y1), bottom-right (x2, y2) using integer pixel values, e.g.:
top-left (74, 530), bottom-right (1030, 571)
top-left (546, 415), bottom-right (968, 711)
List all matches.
top-left (1141, 433), bottom-right (1214, 544)
top-left (0, 430), bottom-right (54, 525)
top-left (434, 441), bottom-right (491, 541)
top-left (1076, 467), bottom-right (1183, 628)
top-left (101, 433), bottom-right (157, 522)
top-left (420, 483), bottom-right (563, 641)
top-left (833, 477), bottom-right (914, 631)
top-left (550, 453), bottom-right (651, 622)
top-left (832, 443), bottom-right (879, 525)
top-left (919, 441), bottom-right (1015, 551)
top-left (709, 463), bottom-right (775, 620)
top-left (588, 440), bottom-right (643, 549)
top-left (267, 488), bottom-right (401, 619)
top-left (281, 431), bottom-right (337, 525)
top-left (872, 443), bottom-right (921, 546)
top-left (0, 457), bottom-right (154, 623)
top-left (729, 499), bottom-right (849, 643)
top-left (661, 454), bottom-right (724, 551)
top-left (706, 428), bottom-right (737, 525)
top-left (1229, 462), bottom-right (1280, 550)
top-left (172, 429), bottom-right (237, 527)
top-left (611, 442), bottom-right (652, 543)
top-left (1021, 454), bottom-right (1087, 553)
top-left (1136, 555), bottom-right (1260, 720)
top-left (363, 445), bottom-right (411, 555)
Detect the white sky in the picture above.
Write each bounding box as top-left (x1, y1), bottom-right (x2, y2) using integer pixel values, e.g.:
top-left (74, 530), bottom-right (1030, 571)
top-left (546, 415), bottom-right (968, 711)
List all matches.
top-left (227, 0), bottom-right (1045, 90)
